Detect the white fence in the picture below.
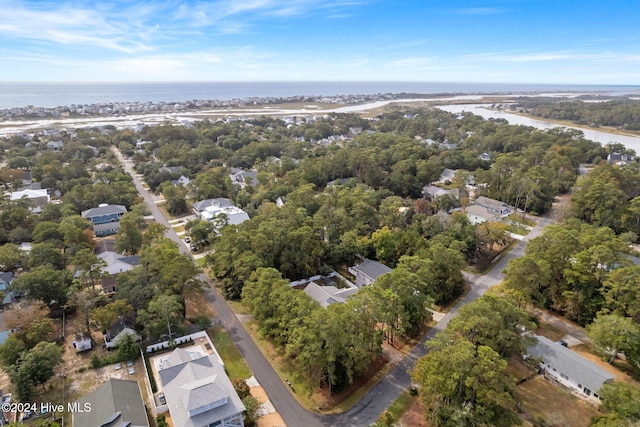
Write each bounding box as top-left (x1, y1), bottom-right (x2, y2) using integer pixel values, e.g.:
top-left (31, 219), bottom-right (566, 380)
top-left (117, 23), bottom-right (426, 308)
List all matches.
top-left (145, 330), bottom-right (209, 353)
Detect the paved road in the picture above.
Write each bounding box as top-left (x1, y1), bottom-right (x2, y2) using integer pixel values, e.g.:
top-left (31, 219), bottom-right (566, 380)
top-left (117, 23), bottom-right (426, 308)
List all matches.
top-left (112, 147), bottom-right (326, 426)
top-left (114, 146), bottom-right (555, 426)
top-left (325, 213), bottom-right (555, 426)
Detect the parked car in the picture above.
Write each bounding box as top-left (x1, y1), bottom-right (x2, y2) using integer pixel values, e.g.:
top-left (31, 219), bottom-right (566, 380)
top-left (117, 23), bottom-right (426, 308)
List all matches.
top-left (190, 244), bottom-right (197, 251)
top-left (184, 236), bottom-right (191, 243)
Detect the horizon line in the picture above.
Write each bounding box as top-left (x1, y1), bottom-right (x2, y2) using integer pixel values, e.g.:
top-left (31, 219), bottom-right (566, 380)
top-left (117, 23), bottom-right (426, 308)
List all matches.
top-left (0, 80), bottom-right (638, 87)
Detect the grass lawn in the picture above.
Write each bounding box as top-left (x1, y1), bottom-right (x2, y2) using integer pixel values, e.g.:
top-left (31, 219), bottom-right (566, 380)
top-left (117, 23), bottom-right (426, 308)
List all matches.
top-left (226, 299), bottom-right (251, 315)
top-left (516, 376), bottom-right (600, 427)
top-left (208, 327), bottom-right (252, 381)
top-left (241, 319), bottom-right (396, 414)
top-left (377, 390), bottom-right (417, 424)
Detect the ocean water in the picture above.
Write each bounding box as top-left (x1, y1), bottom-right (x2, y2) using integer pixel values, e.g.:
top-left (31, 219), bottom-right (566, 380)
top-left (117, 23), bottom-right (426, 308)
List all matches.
top-left (1, 81), bottom-right (639, 110)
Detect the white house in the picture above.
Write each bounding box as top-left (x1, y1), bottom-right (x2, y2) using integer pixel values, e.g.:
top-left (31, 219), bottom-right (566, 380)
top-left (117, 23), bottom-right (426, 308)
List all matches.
top-left (156, 348), bottom-right (245, 427)
top-left (527, 335), bottom-right (614, 402)
top-left (10, 188), bottom-right (50, 213)
top-left (192, 198), bottom-right (250, 226)
top-left (72, 333), bottom-right (92, 352)
top-left (349, 259), bottom-right (392, 288)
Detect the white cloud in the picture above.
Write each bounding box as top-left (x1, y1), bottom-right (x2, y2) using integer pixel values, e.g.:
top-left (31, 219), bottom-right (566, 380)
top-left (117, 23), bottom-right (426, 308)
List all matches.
top-left (463, 51), bottom-right (640, 64)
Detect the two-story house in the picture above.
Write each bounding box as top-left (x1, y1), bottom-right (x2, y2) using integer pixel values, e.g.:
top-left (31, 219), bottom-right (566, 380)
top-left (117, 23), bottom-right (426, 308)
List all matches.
top-left (81, 204), bottom-right (127, 236)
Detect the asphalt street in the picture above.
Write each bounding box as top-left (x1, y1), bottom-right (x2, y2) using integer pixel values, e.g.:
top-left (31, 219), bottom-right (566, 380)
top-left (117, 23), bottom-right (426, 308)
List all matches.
top-left (114, 146), bottom-right (554, 426)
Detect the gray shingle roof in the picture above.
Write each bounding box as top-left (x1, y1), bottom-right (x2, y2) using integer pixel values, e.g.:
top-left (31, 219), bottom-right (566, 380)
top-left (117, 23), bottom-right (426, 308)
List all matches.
top-left (474, 196), bottom-right (513, 214)
top-left (92, 222), bottom-right (122, 235)
top-left (304, 282), bottom-right (358, 308)
top-left (158, 348), bottom-right (245, 427)
top-left (81, 204), bottom-right (127, 218)
top-left (528, 335), bottom-right (614, 393)
top-left (355, 259), bottom-right (392, 281)
top-left (0, 272), bottom-right (14, 286)
top-left (73, 379), bottom-right (149, 427)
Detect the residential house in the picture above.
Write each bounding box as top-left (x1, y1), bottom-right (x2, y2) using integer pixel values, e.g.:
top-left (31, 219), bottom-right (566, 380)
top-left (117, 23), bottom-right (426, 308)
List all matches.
top-left (172, 175), bottom-right (191, 187)
top-left (73, 379), bottom-right (149, 427)
top-left (304, 282), bottom-right (358, 308)
top-left (478, 152), bottom-right (491, 162)
top-left (81, 204), bottom-right (127, 236)
top-left (435, 168), bottom-right (457, 184)
top-left (607, 152), bottom-right (634, 165)
top-left (97, 251), bottom-right (140, 294)
top-left (104, 317), bottom-right (142, 349)
top-left (156, 348), bottom-right (245, 427)
top-left (0, 272), bottom-right (15, 305)
top-left (46, 140), bottom-right (64, 151)
top-left (464, 204), bottom-right (503, 225)
top-left (192, 198), bottom-right (234, 217)
top-left (474, 196), bottom-right (513, 216)
top-left (422, 185), bottom-right (460, 202)
top-left (327, 178), bottom-right (353, 187)
top-left (192, 198), bottom-right (250, 226)
top-left (527, 335), bottom-right (614, 402)
top-left (160, 165), bottom-right (183, 175)
top-left (350, 258), bottom-right (392, 288)
top-left (0, 390), bottom-right (12, 425)
top-left (9, 188), bottom-right (50, 214)
top-left (229, 168), bottom-right (258, 189)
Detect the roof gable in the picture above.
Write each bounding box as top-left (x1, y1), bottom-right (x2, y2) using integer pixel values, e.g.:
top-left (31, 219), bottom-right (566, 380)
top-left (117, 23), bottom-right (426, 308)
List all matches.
top-left (73, 379), bottom-right (149, 427)
top-left (82, 204), bottom-right (127, 218)
top-left (158, 349), bottom-right (245, 427)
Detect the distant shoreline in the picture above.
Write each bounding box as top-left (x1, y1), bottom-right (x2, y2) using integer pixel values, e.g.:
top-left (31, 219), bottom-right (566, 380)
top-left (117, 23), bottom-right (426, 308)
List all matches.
top-left (1, 91), bottom-right (639, 139)
top-left (0, 93), bottom-right (563, 135)
top-left (1, 80), bottom-right (638, 111)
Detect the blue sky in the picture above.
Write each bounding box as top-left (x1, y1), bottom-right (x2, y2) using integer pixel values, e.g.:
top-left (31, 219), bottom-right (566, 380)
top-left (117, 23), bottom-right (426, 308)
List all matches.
top-left (0, 0), bottom-right (639, 84)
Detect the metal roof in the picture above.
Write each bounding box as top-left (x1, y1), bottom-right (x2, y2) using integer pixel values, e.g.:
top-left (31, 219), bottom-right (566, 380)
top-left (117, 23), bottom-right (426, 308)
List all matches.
top-left (528, 335), bottom-right (614, 393)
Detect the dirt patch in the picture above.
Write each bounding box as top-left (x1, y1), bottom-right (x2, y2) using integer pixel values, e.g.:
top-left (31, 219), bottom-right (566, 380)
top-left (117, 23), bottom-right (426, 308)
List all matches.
top-left (185, 290), bottom-right (216, 319)
top-left (397, 397), bottom-right (430, 427)
top-left (507, 354), bottom-right (536, 382)
top-left (257, 412), bottom-right (286, 427)
top-left (381, 342), bottom-right (405, 364)
top-left (516, 375), bottom-right (600, 427)
top-left (250, 386), bottom-right (269, 404)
